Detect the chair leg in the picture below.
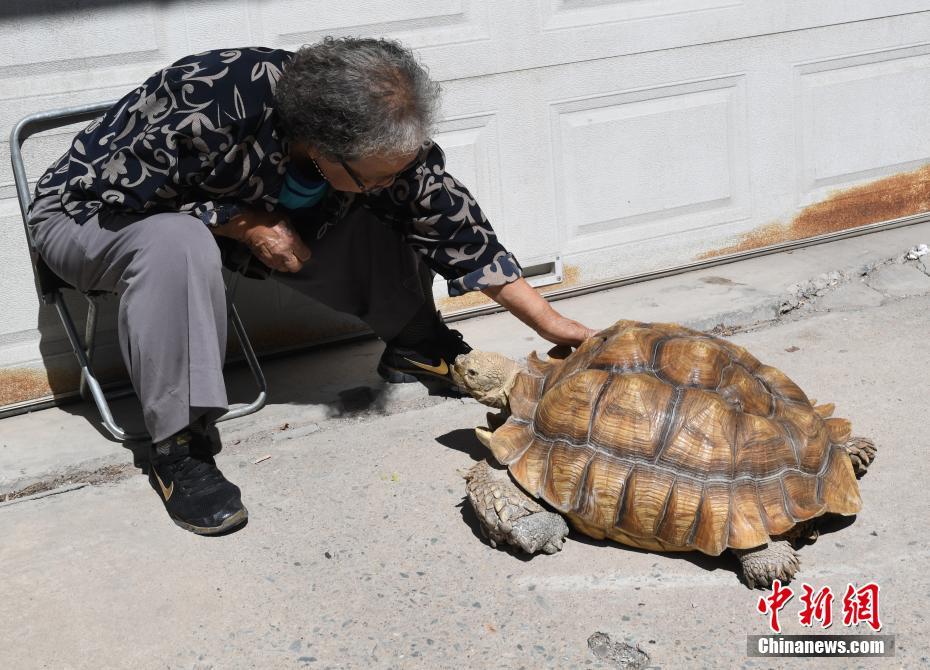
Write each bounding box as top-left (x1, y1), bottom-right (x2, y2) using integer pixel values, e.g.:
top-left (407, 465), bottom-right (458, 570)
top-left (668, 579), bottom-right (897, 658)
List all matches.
top-left (78, 294), bottom-right (98, 401)
top-left (216, 302), bottom-right (268, 423)
top-left (53, 291), bottom-right (147, 442)
top-left (215, 272), bottom-right (267, 424)
top-left (57, 276), bottom-right (268, 442)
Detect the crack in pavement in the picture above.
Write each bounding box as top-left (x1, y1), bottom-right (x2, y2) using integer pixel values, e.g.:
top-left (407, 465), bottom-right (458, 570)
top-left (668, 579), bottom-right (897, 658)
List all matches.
top-left (777, 243), bottom-right (930, 316)
top-left (0, 463), bottom-right (132, 505)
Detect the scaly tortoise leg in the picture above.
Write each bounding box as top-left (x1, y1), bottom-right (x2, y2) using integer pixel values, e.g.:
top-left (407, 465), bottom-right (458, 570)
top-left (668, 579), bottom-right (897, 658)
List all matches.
top-left (463, 460), bottom-right (569, 555)
top-left (731, 540), bottom-right (801, 589)
top-left (843, 436), bottom-right (877, 478)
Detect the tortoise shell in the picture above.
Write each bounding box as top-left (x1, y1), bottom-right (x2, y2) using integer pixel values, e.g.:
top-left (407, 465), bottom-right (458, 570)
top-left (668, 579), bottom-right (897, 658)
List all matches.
top-left (487, 320), bottom-right (862, 556)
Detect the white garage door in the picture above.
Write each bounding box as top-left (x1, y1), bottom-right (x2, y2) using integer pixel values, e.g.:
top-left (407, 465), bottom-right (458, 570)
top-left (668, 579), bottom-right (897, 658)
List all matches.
top-left (3, 1), bottom-right (930, 409)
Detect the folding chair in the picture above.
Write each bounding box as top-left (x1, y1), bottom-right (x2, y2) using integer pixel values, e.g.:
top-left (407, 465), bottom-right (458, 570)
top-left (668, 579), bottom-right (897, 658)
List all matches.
top-left (9, 102), bottom-right (267, 441)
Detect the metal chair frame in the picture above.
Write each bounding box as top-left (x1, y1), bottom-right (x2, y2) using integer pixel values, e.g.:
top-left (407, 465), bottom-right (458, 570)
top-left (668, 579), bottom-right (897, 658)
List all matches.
top-left (9, 101), bottom-right (267, 441)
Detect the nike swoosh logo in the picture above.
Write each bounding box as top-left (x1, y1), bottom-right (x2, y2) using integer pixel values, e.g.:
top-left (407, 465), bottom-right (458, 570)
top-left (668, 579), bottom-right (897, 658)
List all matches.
top-left (403, 357), bottom-right (449, 376)
top-left (154, 471), bottom-right (174, 502)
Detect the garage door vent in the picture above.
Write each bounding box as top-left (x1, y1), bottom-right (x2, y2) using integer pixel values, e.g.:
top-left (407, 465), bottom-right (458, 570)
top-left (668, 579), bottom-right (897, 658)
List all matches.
top-left (523, 256), bottom-right (564, 289)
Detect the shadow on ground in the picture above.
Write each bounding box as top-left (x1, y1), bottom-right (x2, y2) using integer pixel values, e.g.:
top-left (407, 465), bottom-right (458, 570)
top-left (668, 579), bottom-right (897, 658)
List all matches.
top-left (434, 428), bottom-right (487, 462)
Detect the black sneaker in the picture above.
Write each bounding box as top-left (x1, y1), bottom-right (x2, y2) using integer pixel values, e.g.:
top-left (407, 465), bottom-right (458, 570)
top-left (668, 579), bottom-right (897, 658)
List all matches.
top-left (377, 320), bottom-right (472, 386)
top-left (148, 429), bottom-right (248, 535)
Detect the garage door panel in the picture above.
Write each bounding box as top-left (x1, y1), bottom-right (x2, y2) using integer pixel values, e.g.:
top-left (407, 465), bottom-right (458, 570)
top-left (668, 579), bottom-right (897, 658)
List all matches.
top-left (438, 72), bottom-right (565, 264)
top-left (432, 112), bottom-right (504, 239)
top-left (798, 45), bottom-right (930, 205)
top-left (0, 6), bottom-right (162, 74)
top-left (540, 69), bottom-right (749, 258)
top-left (552, 78), bottom-right (748, 246)
top-left (541, 0), bottom-right (742, 31)
top-left (246, 0), bottom-right (490, 53)
top-left (532, 1), bottom-right (930, 76)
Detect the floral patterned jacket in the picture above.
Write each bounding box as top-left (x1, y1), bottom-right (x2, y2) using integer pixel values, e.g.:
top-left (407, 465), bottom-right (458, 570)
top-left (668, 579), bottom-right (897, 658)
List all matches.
top-left (32, 47), bottom-right (522, 296)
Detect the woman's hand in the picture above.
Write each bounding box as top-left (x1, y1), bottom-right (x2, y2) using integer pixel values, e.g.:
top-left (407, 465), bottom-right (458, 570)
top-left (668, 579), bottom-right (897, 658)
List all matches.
top-left (481, 278), bottom-right (598, 347)
top-left (213, 208), bottom-right (311, 273)
top-left (533, 312), bottom-right (598, 346)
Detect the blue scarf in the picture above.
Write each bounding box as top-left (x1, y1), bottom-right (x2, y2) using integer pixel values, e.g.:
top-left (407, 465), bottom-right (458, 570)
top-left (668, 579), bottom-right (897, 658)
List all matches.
top-left (277, 166), bottom-right (328, 210)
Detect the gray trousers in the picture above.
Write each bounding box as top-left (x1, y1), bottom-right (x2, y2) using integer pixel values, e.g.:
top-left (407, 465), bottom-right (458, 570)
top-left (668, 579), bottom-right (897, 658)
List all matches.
top-left (29, 196), bottom-right (430, 442)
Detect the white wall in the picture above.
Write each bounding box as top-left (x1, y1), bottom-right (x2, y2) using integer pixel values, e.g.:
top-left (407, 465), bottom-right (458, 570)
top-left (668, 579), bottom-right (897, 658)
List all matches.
top-left (4, 1), bottom-right (930, 409)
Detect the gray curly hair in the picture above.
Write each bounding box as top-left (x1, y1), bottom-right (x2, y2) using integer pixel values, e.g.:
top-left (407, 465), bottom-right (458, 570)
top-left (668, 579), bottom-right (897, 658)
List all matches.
top-left (274, 36), bottom-right (441, 161)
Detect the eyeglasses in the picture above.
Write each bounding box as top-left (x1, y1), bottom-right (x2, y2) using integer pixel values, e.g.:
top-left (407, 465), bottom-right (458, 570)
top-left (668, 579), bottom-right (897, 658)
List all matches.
top-left (338, 159), bottom-right (372, 193)
top-left (338, 146), bottom-right (430, 194)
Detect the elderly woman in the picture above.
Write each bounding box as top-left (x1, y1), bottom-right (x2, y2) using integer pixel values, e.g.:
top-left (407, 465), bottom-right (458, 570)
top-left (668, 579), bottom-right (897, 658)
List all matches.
top-left (27, 38), bottom-right (595, 535)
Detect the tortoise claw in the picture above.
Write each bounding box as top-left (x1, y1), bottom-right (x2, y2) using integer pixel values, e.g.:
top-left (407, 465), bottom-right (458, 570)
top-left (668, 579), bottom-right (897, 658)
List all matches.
top-left (844, 437), bottom-right (877, 478)
top-left (475, 426), bottom-right (493, 449)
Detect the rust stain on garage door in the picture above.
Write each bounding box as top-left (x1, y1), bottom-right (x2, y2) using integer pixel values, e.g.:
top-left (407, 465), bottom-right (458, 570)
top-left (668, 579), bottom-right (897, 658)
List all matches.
top-left (0, 367), bottom-right (76, 406)
top-left (1, 361), bottom-right (132, 408)
top-left (700, 164), bottom-right (930, 259)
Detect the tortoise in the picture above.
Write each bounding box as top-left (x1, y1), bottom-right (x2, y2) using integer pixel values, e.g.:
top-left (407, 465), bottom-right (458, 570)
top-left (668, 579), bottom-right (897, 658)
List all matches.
top-left (450, 320), bottom-right (876, 588)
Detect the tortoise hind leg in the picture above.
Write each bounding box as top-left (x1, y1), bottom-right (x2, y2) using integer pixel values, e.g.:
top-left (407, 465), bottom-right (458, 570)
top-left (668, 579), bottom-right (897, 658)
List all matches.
top-left (464, 460), bottom-right (569, 555)
top-left (731, 540), bottom-right (800, 589)
top-left (843, 437), bottom-right (877, 478)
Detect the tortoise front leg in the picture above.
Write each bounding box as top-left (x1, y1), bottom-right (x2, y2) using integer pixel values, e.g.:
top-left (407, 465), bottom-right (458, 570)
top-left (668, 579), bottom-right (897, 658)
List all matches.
top-left (464, 460), bottom-right (568, 555)
top-left (731, 540), bottom-right (801, 589)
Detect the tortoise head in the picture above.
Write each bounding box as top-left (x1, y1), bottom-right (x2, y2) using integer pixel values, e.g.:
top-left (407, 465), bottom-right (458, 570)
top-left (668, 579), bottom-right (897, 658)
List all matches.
top-left (452, 351), bottom-right (521, 409)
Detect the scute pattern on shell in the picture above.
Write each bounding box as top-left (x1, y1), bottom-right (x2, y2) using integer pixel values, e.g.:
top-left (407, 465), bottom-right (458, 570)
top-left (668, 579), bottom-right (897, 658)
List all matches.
top-left (489, 320), bottom-right (862, 556)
